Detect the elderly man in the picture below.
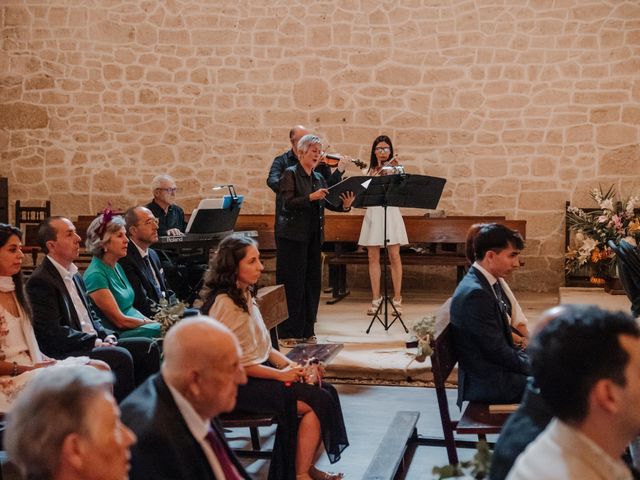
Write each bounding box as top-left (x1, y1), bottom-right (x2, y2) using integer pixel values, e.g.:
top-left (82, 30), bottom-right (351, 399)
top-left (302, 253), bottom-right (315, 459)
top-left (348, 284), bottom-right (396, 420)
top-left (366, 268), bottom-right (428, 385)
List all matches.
top-left (27, 216), bottom-right (160, 396)
top-left (450, 223), bottom-right (529, 407)
top-left (5, 366), bottom-right (137, 480)
top-left (120, 316), bottom-right (250, 480)
top-left (507, 305), bottom-right (640, 479)
top-left (146, 174), bottom-right (185, 236)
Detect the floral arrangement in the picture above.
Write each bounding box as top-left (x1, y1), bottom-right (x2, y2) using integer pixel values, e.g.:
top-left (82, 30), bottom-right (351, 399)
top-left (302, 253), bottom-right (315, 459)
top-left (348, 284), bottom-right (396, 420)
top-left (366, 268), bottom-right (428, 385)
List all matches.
top-left (565, 185), bottom-right (640, 283)
top-left (151, 298), bottom-right (186, 336)
top-left (432, 440), bottom-right (491, 479)
top-left (408, 314), bottom-right (436, 363)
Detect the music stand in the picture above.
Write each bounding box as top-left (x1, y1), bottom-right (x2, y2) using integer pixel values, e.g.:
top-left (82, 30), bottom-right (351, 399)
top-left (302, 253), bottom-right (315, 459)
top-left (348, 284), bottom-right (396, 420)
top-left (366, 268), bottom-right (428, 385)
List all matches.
top-left (353, 173), bottom-right (446, 333)
top-left (185, 195), bottom-right (244, 235)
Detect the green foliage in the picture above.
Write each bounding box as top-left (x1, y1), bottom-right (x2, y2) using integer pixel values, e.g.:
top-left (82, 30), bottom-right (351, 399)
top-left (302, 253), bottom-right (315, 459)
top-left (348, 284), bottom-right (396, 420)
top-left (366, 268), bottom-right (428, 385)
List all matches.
top-left (432, 440), bottom-right (492, 479)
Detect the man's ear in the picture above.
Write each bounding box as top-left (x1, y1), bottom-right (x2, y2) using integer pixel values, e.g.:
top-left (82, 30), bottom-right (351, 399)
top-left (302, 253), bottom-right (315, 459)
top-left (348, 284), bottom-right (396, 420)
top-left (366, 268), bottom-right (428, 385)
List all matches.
top-left (591, 378), bottom-right (623, 415)
top-left (60, 433), bottom-right (87, 471)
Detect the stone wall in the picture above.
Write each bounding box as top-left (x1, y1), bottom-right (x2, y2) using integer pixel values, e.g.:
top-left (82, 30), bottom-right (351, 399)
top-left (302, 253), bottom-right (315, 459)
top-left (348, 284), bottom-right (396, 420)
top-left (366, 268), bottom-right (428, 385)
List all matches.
top-left (1, 0), bottom-right (639, 291)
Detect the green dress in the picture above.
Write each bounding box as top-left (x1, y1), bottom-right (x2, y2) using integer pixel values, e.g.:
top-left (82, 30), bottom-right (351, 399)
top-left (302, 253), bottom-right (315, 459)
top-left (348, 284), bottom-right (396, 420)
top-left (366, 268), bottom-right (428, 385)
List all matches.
top-left (83, 257), bottom-right (161, 339)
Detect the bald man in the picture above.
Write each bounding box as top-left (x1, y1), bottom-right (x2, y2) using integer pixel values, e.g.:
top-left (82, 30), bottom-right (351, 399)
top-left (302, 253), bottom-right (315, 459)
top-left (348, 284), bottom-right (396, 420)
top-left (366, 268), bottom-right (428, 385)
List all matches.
top-left (120, 316), bottom-right (250, 480)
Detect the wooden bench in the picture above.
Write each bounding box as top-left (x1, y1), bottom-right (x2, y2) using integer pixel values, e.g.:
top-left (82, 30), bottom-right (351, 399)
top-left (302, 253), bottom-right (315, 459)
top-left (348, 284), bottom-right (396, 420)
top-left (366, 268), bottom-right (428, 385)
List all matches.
top-left (323, 215), bottom-right (527, 303)
top-left (362, 411), bottom-right (420, 480)
top-left (414, 310), bottom-right (512, 464)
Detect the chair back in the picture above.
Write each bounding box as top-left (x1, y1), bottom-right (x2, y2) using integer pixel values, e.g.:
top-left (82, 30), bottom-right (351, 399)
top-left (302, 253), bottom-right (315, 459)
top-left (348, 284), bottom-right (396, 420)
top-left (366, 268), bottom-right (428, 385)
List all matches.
top-left (609, 239), bottom-right (640, 317)
top-left (429, 298), bottom-right (458, 388)
top-left (15, 200), bottom-right (51, 246)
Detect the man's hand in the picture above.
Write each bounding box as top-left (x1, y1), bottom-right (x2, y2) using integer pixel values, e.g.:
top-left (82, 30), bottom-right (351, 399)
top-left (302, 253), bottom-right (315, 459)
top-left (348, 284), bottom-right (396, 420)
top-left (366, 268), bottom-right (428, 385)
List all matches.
top-left (166, 228), bottom-right (183, 236)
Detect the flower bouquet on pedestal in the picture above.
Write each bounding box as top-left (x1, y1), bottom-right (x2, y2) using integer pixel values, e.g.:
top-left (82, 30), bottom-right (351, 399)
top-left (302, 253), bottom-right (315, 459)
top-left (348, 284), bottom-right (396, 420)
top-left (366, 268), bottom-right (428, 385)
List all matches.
top-left (565, 185), bottom-right (640, 286)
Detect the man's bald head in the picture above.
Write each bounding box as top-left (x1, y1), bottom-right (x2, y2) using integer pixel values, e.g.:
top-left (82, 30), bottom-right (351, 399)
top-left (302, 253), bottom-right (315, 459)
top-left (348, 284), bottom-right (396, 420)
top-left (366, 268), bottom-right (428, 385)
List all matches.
top-left (289, 125), bottom-right (309, 158)
top-left (162, 315), bottom-right (246, 419)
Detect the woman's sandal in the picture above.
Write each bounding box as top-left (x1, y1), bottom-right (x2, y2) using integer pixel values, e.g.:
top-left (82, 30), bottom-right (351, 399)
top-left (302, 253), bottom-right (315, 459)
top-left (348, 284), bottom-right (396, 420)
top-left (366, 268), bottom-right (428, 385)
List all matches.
top-left (309, 465), bottom-right (344, 480)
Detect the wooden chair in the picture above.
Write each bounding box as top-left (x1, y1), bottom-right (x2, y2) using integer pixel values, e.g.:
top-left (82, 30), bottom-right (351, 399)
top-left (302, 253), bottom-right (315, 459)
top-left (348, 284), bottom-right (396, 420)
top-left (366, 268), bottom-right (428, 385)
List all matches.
top-left (15, 200), bottom-right (51, 267)
top-left (427, 303), bottom-right (511, 464)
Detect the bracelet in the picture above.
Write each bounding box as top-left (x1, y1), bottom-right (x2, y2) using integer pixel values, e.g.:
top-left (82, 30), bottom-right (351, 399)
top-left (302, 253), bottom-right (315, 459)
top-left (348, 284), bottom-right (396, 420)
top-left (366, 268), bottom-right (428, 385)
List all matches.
top-left (11, 362), bottom-right (18, 377)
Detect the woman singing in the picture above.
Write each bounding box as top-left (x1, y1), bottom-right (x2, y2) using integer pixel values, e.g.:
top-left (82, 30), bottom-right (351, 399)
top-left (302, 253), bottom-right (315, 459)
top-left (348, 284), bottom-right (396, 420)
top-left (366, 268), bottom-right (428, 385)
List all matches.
top-left (358, 135), bottom-right (408, 315)
top-left (275, 134), bottom-right (354, 346)
top-left (201, 234), bottom-right (348, 480)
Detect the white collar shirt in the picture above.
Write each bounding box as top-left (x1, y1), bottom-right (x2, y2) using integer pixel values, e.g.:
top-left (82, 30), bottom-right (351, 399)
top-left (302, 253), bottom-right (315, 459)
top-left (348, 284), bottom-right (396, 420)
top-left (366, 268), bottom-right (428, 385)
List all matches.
top-left (165, 378), bottom-right (234, 480)
top-left (507, 418), bottom-right (633, 480)
top-left (47, 255), bottom-right (97, 336)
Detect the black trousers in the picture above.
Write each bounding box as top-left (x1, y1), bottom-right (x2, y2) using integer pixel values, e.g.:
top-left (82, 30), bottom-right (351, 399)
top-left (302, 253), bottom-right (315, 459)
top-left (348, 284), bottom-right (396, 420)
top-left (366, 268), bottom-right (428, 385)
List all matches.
top-left (276, 234), bottom-right (322, 339)
top-left (89, 345), bottom-right (135, 402)
top-left (117, 337), bottom-right (162, 386)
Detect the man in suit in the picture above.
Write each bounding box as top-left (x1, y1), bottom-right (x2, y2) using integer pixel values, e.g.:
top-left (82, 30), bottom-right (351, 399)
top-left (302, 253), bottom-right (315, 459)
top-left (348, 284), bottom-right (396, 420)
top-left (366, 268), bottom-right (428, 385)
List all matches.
top-left (450, 223), bottom-right (529, 407)
top-left (27, 216), bottom-right (160, 399)
top-left (120, 315), bottom-right (250, 480)
top-left (5, 366), bottom-right (137, 480)
top-left (120, 206), bottom-right (175, 318)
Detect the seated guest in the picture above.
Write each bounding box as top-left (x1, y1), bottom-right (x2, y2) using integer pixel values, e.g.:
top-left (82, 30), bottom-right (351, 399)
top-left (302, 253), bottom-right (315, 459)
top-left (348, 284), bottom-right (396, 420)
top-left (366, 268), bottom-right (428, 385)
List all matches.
top-left (120, 206), bottom-right (176, 317)
top-left (84, 211), bottom-right (161, 339)
top-left (120, 316), bottom-right (251, 480)
top-left (450, 223), bottom-right (529, 407)
top-left (201, 234), bottom-right (349, 480)
top-left (5, 366), bottom-right (136, 480)
top-left (27, 216), bottom-right (161, 398)
top-left (507, 305), bottom-right (640, 479)
top-left (0, 223), bottom-right (107, 412)
top-left (146, 174), bottom-right (185, 236)
top-left (466, 223), bottom-right (529, 348)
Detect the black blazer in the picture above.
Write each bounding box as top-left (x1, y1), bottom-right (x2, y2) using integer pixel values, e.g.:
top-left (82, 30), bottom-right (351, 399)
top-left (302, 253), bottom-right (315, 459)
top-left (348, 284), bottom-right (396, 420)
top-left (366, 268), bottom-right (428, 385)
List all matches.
top-left (275, 164), bottom-right (345, 243)
top-left (27, 257), bottom-right (112, 358)
top-left (449, 266), bottom-right (529, 407)
top-left (120, 373), bottom-right (251, 480)
top-left (119, 242), bottom-right (174, 318)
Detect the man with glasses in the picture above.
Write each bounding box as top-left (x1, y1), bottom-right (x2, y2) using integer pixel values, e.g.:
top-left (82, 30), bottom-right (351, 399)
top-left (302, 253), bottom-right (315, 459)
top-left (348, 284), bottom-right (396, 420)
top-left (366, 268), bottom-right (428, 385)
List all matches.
top-left (120, 206), bottom-right (177, 318)
top-left (146, 174), bottom-right (185, 236)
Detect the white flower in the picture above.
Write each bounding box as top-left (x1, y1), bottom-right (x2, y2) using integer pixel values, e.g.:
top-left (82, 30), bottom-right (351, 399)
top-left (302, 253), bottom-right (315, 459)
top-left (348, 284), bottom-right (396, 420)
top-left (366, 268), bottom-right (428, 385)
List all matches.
top-left (600, 198), bottom-right (614, 211)
top-left (626, 196), bottom-right (639, 216)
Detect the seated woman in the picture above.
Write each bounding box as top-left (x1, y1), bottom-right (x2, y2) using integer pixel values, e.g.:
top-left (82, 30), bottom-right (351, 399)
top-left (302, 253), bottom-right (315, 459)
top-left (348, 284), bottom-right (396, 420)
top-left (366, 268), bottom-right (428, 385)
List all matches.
top-left (200, 234), bottom-right (348, 480)
top-left (84, 211), bottom-right (161, 339)
top-left (0, 223), bottom-right (107, 412)
top-left (466, 223), bottom-right (529, 347)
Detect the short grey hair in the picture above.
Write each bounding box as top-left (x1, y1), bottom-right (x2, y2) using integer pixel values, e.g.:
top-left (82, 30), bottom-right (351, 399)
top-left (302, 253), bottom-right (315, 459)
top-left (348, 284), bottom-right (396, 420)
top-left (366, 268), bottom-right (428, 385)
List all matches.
top-left (85, 214), bottom-right (127, 257)
top-left (5, 367), bottom-right (114, 480)
top-left (151, 174), bottom-right (175, 191)
top-left (297, 134), bottom-right (322, 156)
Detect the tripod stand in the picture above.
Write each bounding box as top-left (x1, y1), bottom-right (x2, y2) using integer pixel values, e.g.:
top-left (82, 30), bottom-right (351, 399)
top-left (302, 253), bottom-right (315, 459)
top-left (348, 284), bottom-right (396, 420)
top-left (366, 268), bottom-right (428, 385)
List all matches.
top-left (367, 199), bottom-right (407, 333)
top-left (350, 173), bottom-right (446, 333)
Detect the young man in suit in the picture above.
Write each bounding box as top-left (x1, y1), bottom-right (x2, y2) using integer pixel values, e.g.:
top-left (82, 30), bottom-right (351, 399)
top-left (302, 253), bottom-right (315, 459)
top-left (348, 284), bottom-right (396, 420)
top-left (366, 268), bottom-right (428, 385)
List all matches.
top-left (27, 217), bottom-right (160, 399)
top-left (120, 315), bottom-right (251, 480)
top-left (120, 206), bottom-right (175, 318)
top-left (450, 223), bottom-right (529, 407)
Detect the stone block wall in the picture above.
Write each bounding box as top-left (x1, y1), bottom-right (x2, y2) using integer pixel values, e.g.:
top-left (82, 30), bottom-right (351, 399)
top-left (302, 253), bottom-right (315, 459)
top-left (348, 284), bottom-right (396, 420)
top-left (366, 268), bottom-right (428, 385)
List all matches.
top-left (1, 0), bottom-right (639, 291)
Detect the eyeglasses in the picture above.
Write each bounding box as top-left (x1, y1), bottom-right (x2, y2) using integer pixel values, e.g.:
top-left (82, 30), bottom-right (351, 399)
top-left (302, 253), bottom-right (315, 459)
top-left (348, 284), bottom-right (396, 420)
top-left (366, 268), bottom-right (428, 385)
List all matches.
top-left (375, 147), bottom-right (391, 153)
top-left (142, 218), bottom-right (159, 227)
top-left (157, 187), bottom-right (178, 194)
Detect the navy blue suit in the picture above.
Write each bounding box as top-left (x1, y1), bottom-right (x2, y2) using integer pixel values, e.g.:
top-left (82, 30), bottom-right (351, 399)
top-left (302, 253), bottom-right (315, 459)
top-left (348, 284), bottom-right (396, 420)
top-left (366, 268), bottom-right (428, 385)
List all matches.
top-left (120, 373), bottom-right (251, 480)
top-left (450, 266), bottom-right (529, 407)
top-left (119, 242), bottom-right (174, 318)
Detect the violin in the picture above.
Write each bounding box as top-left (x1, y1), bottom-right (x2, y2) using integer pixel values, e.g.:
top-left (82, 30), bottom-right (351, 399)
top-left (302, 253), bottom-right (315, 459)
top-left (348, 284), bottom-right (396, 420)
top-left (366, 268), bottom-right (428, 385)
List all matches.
top-left (321, 153), bottom-right (368, 169)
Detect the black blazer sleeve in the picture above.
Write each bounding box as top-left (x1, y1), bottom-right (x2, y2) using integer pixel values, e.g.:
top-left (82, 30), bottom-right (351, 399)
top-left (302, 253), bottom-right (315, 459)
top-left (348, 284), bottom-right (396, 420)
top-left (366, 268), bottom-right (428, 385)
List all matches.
top-left (27, 273), bottom-right (98, 357)
top-left (119, 256), bottom-right (155, 318)
top-left (267, 152), bottom-right (289, 193)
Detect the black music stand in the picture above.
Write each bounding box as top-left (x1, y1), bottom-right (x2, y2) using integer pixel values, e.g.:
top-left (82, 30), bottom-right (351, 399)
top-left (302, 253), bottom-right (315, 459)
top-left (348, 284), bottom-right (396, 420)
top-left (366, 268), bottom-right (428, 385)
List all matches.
top-left (353, 173), bottom-right (446, 333)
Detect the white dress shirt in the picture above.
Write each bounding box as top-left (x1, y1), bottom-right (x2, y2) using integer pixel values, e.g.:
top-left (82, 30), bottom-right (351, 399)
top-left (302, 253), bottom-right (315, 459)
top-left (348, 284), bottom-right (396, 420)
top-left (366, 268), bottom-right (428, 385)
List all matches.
top-left (47, 255), bottom-right (97, 336)
top-left (507, 418), bottom-right (633, 480)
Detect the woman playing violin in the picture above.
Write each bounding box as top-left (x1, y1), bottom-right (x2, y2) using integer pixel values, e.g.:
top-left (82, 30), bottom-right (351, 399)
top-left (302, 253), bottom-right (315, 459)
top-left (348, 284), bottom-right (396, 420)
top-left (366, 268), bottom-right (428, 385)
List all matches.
top-left (357, 135), bottom-right (408, 315)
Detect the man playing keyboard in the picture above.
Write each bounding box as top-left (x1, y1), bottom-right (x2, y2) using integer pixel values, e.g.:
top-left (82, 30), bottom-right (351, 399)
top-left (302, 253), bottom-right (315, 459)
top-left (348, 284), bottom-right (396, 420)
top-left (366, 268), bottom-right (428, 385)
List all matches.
top-left (146, 174), bottom-right (186, 236)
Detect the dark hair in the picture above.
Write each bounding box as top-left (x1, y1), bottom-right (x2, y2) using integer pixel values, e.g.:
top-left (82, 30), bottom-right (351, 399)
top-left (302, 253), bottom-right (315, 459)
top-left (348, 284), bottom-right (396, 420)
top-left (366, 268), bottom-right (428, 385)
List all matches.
top-left (368, 135), bottom-right (394, 173)
top-left (37, 216), bottom-right (66, 254)
top-left (465, 223), bottom-right (485, 263)
top-left (0, 224), bottom-right (31, 318)
top-left (199, 234), bottom-right (258, 314)
top-left (473, 223), bottom-right (524, 261)
top-left (530, 305), bottom-right (640, 422)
